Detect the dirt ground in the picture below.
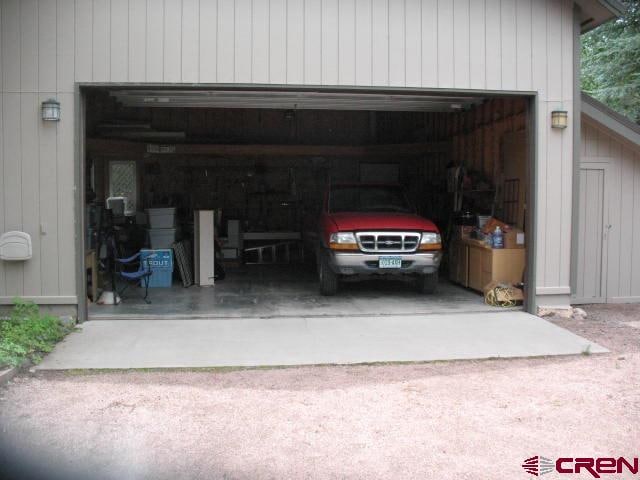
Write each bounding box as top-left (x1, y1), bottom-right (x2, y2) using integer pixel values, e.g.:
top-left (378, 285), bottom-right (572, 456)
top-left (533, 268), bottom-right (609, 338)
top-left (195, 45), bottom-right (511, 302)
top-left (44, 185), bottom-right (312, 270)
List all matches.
top-left (1, 305), bottom-right (639, 480)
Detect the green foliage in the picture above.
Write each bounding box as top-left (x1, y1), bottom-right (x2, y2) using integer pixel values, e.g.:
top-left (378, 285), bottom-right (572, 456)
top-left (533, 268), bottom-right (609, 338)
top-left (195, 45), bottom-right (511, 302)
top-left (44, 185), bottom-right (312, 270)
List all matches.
top-left (0, 298), bottom-right (71, 367)
top-left (581, 0), bottom-right (640, 123)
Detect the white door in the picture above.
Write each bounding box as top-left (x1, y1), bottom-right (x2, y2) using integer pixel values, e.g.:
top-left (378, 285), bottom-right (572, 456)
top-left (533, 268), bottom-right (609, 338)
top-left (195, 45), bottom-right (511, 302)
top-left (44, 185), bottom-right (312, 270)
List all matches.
top-left (574, 164), bottom-right (610, 303)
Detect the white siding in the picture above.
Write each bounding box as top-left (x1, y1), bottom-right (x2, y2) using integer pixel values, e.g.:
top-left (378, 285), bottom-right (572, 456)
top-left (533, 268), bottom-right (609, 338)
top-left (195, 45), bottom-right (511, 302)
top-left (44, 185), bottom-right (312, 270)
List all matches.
top-left (579, 118), bottom-right (640, 303)
top-left (0, 0), bottom-right (576, 306)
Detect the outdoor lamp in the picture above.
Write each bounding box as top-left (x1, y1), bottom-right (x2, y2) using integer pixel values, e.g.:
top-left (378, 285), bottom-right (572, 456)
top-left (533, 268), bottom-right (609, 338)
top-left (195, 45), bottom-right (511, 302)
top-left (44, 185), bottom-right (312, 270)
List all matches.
top-left (41, 98), bottom-right (61, 121)
top-left (551, 110), bottom-right (568, 129)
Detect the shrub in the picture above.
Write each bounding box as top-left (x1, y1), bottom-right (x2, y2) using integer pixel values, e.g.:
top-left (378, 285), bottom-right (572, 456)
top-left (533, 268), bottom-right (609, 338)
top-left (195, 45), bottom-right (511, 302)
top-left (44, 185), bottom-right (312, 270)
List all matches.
top-left (0, 298), bottom-right (72, 367)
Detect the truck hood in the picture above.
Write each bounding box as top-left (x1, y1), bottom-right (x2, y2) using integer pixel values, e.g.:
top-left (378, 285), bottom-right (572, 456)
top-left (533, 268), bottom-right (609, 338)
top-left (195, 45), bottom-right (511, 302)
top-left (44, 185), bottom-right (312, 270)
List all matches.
top-left (329, 212), bottom-right (439, 232)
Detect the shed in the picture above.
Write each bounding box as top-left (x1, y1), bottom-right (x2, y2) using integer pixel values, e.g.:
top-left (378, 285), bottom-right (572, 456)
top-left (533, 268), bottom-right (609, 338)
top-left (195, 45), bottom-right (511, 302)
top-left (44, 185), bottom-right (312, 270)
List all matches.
top-left (574, 94), bottom-right (640, 303)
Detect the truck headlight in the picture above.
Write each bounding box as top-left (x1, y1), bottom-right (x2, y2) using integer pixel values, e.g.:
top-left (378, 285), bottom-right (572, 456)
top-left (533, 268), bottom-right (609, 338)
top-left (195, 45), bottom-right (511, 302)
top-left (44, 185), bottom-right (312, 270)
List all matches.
top-left (329, 232), bottom-right (358, 251)
top-left (419, 232), bottom-right (442, 251)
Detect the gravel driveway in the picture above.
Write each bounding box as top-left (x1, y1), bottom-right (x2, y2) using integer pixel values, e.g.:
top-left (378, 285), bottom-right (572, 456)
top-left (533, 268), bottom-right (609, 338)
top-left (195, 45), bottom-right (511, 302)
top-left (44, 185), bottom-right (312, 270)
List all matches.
top-left (1, 305), bottom-right (639, 480)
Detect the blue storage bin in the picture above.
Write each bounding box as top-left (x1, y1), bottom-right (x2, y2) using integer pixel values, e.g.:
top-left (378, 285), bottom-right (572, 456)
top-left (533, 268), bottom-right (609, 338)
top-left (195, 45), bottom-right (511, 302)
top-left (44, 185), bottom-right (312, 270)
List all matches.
top-left (140, 249), bottom-right (174, 288)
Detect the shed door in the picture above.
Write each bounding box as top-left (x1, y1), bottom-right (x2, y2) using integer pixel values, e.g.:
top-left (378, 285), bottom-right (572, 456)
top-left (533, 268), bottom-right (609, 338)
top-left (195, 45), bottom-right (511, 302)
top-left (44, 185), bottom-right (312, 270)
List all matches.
top-left (574, 164), bottom-right (610, 303)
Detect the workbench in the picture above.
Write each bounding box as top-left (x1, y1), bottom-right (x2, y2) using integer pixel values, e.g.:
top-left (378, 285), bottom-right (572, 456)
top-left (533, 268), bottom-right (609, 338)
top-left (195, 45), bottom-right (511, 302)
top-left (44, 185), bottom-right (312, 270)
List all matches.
top-left (449, 238), bottom-right (526, 292)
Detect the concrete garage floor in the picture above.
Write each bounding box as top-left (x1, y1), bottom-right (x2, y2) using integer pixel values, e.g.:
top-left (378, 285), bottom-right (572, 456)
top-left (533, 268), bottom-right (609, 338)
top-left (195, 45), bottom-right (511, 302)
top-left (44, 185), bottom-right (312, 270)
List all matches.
top-left (89, 264), bottom-right (513, 319)
top-left (66, 264), bottom-right (607, 370)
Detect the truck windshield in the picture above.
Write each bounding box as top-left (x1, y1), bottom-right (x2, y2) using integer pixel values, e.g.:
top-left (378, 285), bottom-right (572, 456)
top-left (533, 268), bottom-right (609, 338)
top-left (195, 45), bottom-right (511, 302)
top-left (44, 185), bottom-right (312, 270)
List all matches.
top-left (329, 185), bottom-right (413, 213)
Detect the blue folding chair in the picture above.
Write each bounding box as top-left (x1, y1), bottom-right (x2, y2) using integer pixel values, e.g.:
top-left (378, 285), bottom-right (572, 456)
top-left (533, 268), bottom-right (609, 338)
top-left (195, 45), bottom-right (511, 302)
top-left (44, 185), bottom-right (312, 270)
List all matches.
top-left (115, 252), bottom-right (153, 304)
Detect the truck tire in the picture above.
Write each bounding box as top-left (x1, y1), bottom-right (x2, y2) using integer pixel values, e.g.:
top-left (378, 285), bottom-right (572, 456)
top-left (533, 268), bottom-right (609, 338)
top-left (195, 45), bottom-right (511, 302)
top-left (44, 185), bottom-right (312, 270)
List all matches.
top-left (416, 271), bottom-right (438, 294)
top-left (319, 257), bottom-right (338, 296)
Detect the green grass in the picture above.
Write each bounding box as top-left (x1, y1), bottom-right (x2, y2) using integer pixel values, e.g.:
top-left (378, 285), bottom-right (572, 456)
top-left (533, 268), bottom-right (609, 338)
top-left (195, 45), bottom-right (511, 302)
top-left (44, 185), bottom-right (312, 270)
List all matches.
top-left (0, 298), bottom-right (73, 368)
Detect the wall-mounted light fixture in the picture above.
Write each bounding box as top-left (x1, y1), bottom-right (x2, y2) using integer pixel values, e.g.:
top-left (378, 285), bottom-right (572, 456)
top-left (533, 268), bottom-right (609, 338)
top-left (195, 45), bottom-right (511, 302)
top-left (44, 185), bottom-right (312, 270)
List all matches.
top-left (551, 110), bottom-right (568, 129)
top-left (41, 98), bottom-right (61, 121)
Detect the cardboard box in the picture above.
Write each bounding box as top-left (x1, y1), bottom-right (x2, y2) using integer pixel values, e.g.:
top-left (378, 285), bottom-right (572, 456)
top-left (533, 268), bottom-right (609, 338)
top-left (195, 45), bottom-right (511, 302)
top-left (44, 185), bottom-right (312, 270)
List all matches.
top-left (504, 228), bottom-right (525, 249)
top-left (453, 225), bottom-right (474, 240)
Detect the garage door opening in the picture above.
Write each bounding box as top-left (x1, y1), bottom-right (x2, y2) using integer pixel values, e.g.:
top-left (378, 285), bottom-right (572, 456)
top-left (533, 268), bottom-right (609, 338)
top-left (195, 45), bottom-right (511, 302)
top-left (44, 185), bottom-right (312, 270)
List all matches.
top-left (80, 87), bottom-right (533, 319)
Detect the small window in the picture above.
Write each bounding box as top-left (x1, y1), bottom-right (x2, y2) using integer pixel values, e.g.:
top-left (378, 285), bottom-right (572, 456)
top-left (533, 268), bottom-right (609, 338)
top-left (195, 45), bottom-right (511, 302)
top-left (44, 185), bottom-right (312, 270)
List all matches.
top-left (109, 161), bottom-right (137, 216)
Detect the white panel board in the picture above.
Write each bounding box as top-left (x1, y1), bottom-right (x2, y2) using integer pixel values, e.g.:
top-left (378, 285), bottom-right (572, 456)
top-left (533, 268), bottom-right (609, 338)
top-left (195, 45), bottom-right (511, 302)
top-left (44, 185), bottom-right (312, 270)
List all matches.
top-left (164, 0), bottom-right (183, 82)
top-left (234, 0), bottom-right (252, 83)
top-left (405, 0), bottom-right (421, 87)
top-left (388, 0), bottom-right (405, 86)
top-left (182, 0), bottom-right (200, 82)
top-left (20, 0), bottom-right (39, 92)
top-left (2, 0), bottom-right (21, 91)
top-left (338, 0), bottom-right (356, 85)
top-left (111, 0), bottom-right (129, 82)
top-left (129, 0), bottom-right (147, 82)
top-left (500, 0), bottom-right (517, 90)
top-left (269, 0), bottom-right (287, 84)
top-left (146, 0), bottom-right (165, 82)
top-left (92, 0), bottom-right (111, 81)
top-left (453, 0), bottom-right (470, 89)
top-left (304, 0), bottom-right (322, 84)
top-left (421, 0), bottom-right (438, 88)
top-left (321, 0), bottom-right (339, 85)
top-left (20, 94), bottom-right (40, 296)
top-left (38, 0), bottom-right (58, 92)
top-left (287, 0), bottom-right (304, 84)
top-left (516, 0), bottom-right (532, 91)
top-left (485, 0), bottom-right (501, 90)
top-left (436, 0), bottom-right (454, 88)
top-left (354, 0), bottom-right (372, 86)
top-left (56, 93), bottom-right (76, 295)
top-left (371, 0), bottom-right (389, 86)
top-left (38, 93), bottom-right (59, 296)
top-left (199, 0), bottom-right (218, 82)
top-left (57, 0), bottom-right (76, 92)
top-left (2, 94), bottom-right (24, 296)
top-left (469, 0), bottom-right (486, 90)
top-left (217, 0), bottom-right (235, 82)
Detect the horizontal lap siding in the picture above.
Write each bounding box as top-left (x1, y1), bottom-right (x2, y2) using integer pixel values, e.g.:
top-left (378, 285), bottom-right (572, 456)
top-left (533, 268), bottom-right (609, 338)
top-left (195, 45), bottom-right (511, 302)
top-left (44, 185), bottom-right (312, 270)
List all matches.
top-left (0, 0), bottom-right (574, 302)
top-left (580, 118), bottom-right (640, 302)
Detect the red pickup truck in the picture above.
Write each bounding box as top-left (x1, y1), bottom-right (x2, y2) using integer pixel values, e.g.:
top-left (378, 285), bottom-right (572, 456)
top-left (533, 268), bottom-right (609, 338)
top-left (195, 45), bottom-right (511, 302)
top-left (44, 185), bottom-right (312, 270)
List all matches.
top-left (316, 183), bottom-right (442, 295)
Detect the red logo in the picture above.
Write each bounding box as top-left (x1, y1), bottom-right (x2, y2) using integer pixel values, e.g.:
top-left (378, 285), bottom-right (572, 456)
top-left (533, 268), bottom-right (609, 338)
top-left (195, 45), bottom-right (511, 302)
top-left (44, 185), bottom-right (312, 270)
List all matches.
top-left (522, 456), bottom-right (639, 477)
top-left (522, 456), bottom-right (554, 476)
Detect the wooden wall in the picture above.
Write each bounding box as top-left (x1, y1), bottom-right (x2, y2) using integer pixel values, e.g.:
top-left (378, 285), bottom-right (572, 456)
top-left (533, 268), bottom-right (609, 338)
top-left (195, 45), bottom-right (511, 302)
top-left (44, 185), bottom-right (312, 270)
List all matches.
top-left (0, 0), bottom-right (576, 307)
top-left (578, 117), bottom-right (640, 303)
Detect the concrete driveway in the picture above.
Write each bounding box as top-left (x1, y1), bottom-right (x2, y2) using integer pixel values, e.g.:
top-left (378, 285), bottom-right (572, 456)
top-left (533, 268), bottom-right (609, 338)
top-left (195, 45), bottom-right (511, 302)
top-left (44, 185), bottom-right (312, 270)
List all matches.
top-left (0, 305), bottom-right (637, 480)
top-left (36, 311), bottom-right (606, 369)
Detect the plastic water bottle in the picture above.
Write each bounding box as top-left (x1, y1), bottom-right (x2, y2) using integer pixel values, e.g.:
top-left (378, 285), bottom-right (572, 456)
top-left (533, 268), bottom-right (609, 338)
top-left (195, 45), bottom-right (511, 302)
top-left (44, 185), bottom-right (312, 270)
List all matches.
top-left (493, 226), bottom-right (504, 249)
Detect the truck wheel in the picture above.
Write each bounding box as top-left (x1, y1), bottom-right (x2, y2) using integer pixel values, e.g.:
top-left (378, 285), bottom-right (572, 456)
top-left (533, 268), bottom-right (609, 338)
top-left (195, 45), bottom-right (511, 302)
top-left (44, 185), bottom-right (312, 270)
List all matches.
top-left (416, 271), bottom-right (438, 294)
top-left (319, 257), bottom-right (338, 296)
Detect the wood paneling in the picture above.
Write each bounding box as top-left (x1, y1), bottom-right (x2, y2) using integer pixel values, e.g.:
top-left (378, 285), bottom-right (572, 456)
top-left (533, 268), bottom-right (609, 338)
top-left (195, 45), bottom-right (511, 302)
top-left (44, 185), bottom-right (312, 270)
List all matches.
top-left (182, 0), bottom-right (200, 83)
top-left (579, 118), bottom-right (640, 303)
top-left (0, 0), bottom-right (576, 304)
top-left (1, 0), bottom-right (575, 94)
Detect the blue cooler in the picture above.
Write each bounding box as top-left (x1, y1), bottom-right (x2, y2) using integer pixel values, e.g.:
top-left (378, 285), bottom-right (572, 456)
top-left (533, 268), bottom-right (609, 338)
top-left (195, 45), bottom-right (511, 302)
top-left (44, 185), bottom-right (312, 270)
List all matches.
top-left (140, 249), bottom-right (174, 288)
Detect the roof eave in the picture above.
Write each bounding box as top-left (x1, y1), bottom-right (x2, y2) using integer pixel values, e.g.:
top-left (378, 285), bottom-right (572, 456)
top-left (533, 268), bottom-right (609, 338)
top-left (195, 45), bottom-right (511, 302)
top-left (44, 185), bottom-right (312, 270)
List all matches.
top-left (577, 0), bottom-right (626, 33)
top-left (582, 93), bottom-right (640, 148)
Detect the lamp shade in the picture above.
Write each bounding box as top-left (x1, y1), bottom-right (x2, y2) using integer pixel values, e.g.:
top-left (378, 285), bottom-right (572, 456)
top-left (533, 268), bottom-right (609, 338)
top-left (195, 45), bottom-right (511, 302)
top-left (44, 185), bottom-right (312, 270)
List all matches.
top-left (41, 99), bottom-right (61, 121)
top-left (551, 110), bottom-right (568, 129)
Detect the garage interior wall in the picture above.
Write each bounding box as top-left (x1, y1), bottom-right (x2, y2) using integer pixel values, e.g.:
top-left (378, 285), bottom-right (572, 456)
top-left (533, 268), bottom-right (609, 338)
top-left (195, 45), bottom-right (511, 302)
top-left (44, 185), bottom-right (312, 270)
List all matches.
top-left (577, 117), bottom-right (640, 303)
top-left (0, 0), bottom-right (575, 309)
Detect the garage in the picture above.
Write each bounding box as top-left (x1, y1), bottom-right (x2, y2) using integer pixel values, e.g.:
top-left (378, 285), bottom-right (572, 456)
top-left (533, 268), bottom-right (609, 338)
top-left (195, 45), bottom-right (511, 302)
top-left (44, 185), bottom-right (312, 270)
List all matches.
top-left (81, 87), bottom-right (533, 319)
top-left (2, 0), bottom-right (600, 320)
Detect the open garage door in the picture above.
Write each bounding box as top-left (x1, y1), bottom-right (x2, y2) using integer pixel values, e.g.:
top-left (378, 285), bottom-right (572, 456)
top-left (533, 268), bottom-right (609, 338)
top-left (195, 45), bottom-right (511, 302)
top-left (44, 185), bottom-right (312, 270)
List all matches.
top-left (81, 86), bottom-right (534, 319)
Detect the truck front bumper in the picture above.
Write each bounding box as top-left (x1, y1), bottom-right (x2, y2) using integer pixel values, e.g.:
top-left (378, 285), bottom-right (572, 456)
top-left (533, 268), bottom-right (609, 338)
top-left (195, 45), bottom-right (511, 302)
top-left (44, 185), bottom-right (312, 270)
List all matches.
top-left (326, 250), bottom-right (442, 276)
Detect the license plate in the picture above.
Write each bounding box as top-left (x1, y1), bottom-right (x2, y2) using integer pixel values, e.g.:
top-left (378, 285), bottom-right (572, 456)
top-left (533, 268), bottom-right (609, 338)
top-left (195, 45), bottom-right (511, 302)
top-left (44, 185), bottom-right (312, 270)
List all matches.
top-left (379, 256), bottom-right (402, 269)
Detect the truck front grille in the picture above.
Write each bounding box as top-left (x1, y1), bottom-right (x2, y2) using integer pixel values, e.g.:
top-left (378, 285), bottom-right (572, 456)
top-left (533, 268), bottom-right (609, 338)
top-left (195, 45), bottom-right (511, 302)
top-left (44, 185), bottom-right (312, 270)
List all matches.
top-left (355, 232), bottom-right (422, 253)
